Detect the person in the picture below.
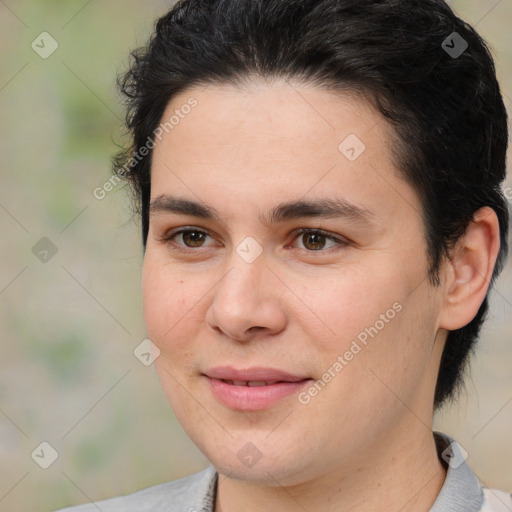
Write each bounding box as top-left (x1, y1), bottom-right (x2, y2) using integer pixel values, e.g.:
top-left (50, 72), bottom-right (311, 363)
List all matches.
top-left (57, 0), bottom-right (511, 510)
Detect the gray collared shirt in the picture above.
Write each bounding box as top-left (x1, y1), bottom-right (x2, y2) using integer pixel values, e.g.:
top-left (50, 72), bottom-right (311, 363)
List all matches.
top-left (56, 432), bottom-right (511, 511)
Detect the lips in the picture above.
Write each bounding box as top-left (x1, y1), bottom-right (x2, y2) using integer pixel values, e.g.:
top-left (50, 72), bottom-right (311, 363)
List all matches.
top-left (205, 366), bottom-right (310, 382)
top-left (204, 366), bottom-right (313, 411)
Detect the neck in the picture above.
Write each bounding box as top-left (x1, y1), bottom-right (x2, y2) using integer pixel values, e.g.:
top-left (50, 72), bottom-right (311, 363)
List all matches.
top-left (215, 423), bottom-right (447, 512)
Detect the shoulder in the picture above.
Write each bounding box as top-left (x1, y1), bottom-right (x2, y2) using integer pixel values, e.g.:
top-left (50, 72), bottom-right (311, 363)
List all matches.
top-left (54, 466), bottom-right (217, 512)
top-left (480, 488), bottom-right (512, 511)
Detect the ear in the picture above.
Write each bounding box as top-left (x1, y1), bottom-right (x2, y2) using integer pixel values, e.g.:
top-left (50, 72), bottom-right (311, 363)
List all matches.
top-left (439, 206), bottom-right (501, 331)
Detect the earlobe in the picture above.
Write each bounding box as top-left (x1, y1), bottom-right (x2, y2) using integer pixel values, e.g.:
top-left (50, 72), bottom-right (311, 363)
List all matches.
top-left (439, 207), bottom-right (501, 331)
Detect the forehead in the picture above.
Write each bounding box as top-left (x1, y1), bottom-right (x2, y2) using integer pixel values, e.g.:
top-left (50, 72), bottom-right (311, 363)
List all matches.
top-left (149, 80), bottom-right (419, 226)
top-left (154, 79), bottom-right (387, 162)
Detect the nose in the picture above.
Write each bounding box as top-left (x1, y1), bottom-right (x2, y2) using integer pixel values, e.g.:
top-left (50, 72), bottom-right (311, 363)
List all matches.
top-left (205, 257), bottom-right (288, 343)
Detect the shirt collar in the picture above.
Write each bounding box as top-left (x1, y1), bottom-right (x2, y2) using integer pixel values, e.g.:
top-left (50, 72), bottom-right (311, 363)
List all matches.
top-left (430, 431), bottom-right (484, 511)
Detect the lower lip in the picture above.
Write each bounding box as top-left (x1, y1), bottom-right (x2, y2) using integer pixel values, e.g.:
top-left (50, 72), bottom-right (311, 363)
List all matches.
top-left (207, 377), bottom-right (312, 411)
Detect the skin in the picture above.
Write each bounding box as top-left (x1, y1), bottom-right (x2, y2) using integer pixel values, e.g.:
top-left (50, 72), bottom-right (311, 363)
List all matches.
top-left (142, 79), bottom-right (500, 512)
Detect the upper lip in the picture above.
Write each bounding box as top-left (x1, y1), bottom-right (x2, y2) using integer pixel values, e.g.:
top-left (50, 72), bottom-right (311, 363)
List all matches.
top-left (204, 366), bottom-right (311, 382)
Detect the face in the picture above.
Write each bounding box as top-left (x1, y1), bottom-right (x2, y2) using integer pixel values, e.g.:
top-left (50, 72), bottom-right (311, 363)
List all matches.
top-left (143, 80), bottom-right (447, 486)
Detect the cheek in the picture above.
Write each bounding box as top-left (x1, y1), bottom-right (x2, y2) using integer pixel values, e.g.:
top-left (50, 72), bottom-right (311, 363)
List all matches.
top-left (142, 258), bottom-right (206, 413)
top-left (318, 279), bottom-right (439, 421)
top-left (294, 262), bottom-right (408, 355)
top-left (295, 262), bottom-right (432, 405)
top-left (142, 257), bottom-right (200, 353)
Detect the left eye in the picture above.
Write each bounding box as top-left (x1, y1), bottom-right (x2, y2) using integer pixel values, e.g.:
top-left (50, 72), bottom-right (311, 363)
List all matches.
top-left (289, 229), bottom-right (346, 251)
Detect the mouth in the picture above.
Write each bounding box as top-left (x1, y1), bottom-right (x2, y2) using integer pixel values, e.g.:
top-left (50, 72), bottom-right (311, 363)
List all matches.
top-left (220, 379), bottom-right (292, 386)
top-left (203, 366), bottom-right (313, 411)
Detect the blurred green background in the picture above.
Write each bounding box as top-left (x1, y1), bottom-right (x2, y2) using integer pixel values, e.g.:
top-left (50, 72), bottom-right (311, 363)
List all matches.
top-left (0, 1), bottom-right (510, 511)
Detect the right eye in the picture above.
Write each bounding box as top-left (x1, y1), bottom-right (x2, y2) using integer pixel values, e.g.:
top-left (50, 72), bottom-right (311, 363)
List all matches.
top-left (160, 227), bottom-right (217, 251)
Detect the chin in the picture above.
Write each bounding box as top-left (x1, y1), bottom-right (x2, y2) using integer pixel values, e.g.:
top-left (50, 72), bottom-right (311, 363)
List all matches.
top-left (198, 433), bottom-right (321, 487)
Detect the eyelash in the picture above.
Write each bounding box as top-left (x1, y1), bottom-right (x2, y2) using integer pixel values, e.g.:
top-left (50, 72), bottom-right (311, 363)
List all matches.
top-left (158, 227), bottom-right (349, 254)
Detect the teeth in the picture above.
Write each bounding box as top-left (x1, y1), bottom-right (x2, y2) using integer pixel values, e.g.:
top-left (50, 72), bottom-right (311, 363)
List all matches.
top-left (223, 380), bottom-right (279, 386)
top-left (247, 381), bottom-right (267, 387)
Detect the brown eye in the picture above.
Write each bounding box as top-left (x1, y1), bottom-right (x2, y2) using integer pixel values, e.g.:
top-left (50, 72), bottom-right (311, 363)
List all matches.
top-left (161, 228), bottom-right (216, 250)
top-left (290, 228), bottom-right (346, 252)
top-left (180, 230), bottom-right (207, 247)
top-left (301, 232), bottom-right (327, 251)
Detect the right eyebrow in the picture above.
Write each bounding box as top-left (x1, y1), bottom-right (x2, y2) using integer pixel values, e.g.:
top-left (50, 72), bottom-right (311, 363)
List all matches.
top-left (149, 195), bottom-right (222, 221)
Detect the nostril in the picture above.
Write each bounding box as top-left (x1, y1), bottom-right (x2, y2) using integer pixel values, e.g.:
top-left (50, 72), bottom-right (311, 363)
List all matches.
top-left (247, 326), bottom-right (264, 334)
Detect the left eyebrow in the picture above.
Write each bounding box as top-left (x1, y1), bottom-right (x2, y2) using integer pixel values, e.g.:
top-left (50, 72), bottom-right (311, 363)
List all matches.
top-left (149, 194), bottom-right (376, 226)
top-left (261, 197), bottom-right (376, 226)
